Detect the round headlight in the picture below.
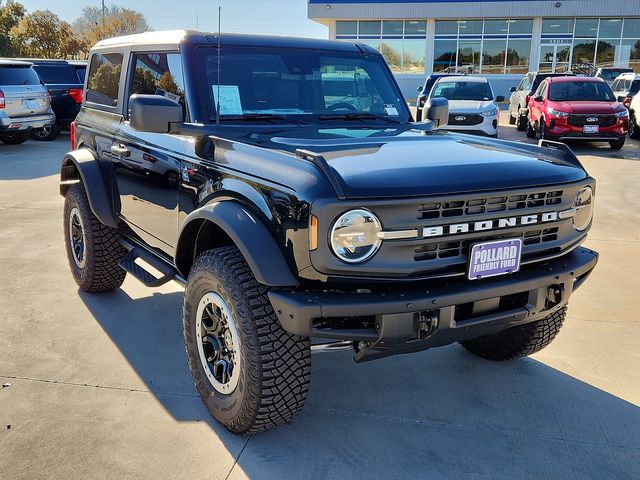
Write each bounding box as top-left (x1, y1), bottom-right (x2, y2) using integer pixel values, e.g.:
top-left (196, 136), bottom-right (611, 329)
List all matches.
top-left (573, 186), bottom-right (594, 231)
top-left (330, 209), bottom-right (382, 263)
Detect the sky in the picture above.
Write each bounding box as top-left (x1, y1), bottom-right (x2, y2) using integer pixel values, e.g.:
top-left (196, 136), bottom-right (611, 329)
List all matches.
top-left (16, 0), bottom-right (328, 38)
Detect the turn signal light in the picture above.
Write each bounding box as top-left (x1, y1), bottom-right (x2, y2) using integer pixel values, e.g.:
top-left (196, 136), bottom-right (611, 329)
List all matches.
top-left (309, 215), bottom-right (318, 251)
top-left (70, 121), bottom-right (76, 150)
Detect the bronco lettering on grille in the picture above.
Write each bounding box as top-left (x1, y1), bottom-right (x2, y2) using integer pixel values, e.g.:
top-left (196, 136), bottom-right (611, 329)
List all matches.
top-left (422, 212), bottom-right (558, 238)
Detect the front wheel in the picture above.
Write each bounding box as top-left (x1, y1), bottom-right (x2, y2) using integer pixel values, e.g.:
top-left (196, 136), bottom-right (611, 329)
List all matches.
top-left (460, 306), bottom-right (567, 360)
top-left (610, 137), bottom-right (625, 150)
top-left (183, 246), bottom-right (311, 434)
top-left (508, 111), bottom-right (516, 125)
top-left (628, 113), bottom-right (639, 139)
top-left (516, 111), bottom-right (527, 131)
top-left (525, 118), bottom-right (536, 138)
top-left (0, 130), bottom-right (31, 145)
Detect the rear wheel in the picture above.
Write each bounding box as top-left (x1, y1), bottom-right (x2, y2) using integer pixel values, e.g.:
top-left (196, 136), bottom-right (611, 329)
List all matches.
top-left (63, 183), bottom-right (127, 292)
top-left (538, 117), bottom-right (548, 139)
top-left (629, 113), bottom-right (640, 139)
top-left (508, 111), bottom-right (516, 125)
top-left (0, 131), bottom-right (31, 145)
top-left (525, 118), bottom-right (536, 138)
top-left (460, 306), bottom-right (567, 360)
top-left (31, 124), bottom-right (61, 141)
top-left (516, 109), bottom-right (527, 131)
top-left (183, 246), bottom-right (311, 434)
top-left (610, 137), bottom-right (625, 150)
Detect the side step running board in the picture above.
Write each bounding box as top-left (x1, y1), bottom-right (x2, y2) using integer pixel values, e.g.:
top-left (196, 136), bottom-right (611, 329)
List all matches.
top-left (118, 239), bottom-right (184, 287)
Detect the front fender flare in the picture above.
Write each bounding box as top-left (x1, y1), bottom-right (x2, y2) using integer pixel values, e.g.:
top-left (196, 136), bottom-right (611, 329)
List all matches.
top-left (60, 149), bottom-right (118, 228)
top-left (176, 202), bottom-right (299, 287)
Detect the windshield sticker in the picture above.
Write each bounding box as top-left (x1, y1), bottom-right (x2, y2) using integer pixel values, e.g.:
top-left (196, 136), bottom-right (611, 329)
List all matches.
top-left (212, 85), bottom-right (243, 115)
top-left (384, 104), bottom-right (399, 116)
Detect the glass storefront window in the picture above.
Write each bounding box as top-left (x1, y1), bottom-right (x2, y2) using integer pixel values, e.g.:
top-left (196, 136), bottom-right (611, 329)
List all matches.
top-left (359, 21), bottom-right (381, 36)
top-left (620, 39), bottom-right (640, 72)
top-left (623, 19), bottom-right (640, 38)
top-left (572, 40), bottom-right (596, 65)
top-left (596, 40), bottom-right (617, 67)
top-left (508, 19), bottom-right (533, 35)
top-left (458, 20), bottom-right (483, 35)
top-left (405, 20), bottom-right (426, 35)
top-left (403, 38), bottom-right (426, 73)
top-left (482, 39), bottom-right (506, 73)
top-left (336, 21), bottom-right (357, 36)
top-left (383, 21), bottom-right (403, 35)
top-left (433, 40), bottom-right (457, 72)
top-left (435, 21), bottom-right (458, 35)
top-left (457, 40), bottom-right (481, 73)
top-left (484, 20), bottom-right (509, 35)
top-left (506, 40), bottom-right (531, 74)
top-left (599, 19), bottom-right (623, 39)
top-left (379, 39), bottom-right (403, 72)
top-left (574, 19), bottom-right (599, 38)
top-left (542, 18), bottom-right (574, 34)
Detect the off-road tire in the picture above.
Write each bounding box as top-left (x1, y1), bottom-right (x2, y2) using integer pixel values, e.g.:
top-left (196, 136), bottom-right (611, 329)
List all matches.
top-left (0, 130), bottom-right (31, 145)
top-left (459, 306), bottom-right (567, 361)
top-left (31, 124), bottom-right (61, 141)
top-left (183, 246), bottom-right (311, 434)
top-left (63, 183), bottom-right (127, 292)
top-left (525, 119), bottom-right (536, 138)
top-left (508, 111), bottom-right (516, 125)
top-left (610, 138), bottom-right (626, 150)
top-left (628, 113), bottom-right (639, 139)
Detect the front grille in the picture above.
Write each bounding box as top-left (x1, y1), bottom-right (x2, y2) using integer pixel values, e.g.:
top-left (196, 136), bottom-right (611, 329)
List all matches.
top-left (414, 227), bottom-right (560, 262)
top-left (418, 190), bottom-right (563, 220)
top-left (568, 115), bottom-right (617, 127)
top-left (448, 113), bottom-right (483, 126)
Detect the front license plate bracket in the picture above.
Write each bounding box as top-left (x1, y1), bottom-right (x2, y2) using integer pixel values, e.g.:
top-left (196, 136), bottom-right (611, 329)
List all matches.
top-left (468, 238), bottom-right (523, 280)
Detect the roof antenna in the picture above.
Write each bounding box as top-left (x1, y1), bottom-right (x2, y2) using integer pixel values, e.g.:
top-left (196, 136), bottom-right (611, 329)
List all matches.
top-left (216, 5), bottom-right (221, 127)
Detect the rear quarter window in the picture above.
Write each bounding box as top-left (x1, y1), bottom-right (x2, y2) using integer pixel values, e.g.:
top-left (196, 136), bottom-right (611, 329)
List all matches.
top-left (86, 52), bottom-right (124, 107)
top-left (33, 65), bottom-right (81, 84)
top-left (0, 66), bottom-right (41, 86)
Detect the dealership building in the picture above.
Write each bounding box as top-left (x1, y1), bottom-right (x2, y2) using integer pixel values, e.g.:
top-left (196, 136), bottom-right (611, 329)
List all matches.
top-left (308, 0), bottom-right (640, 97)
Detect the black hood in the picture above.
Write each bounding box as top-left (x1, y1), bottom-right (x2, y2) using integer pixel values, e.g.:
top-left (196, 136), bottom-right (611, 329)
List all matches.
top-left (240, 126), bottom-right (588, 198)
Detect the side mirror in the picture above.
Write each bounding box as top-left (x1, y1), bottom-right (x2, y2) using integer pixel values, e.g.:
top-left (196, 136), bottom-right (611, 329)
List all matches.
top-left (509, 86), bottom-right (517, 93)
top-left (495, 95), bottom-right (505, 103)
top-left (534, 95), bottom-right (543, 103)
top-left (424, 97), bottom-right (449, 128)
top-left (617, 95), bottom-right (627, 103)
top-left (417, 85), bottom-right (423, 92)
top-left (129, 94), bottom-right (183, 133)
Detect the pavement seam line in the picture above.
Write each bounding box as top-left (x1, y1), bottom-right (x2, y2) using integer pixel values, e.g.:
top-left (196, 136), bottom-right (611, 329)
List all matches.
top-left (0, 374), bottom-right (200, 398)
top-left (224, 434), bottom-right (252, 480)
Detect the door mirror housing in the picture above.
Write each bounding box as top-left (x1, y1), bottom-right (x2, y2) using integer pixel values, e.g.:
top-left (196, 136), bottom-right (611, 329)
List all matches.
top-left (129, 94), bottom-right (183, 133)
top-left (509, 86), bottom-right (517, 93)
top-left (617, 95), bottom-right (627, 103)
top-left (417, 85), bottom-right (423, 92)
top-left (495, 95), bottom-right (505, 103)
top-left (534, 95), bottom-right (544, 103)
top-left (423, 97), bottom-right (449, 128)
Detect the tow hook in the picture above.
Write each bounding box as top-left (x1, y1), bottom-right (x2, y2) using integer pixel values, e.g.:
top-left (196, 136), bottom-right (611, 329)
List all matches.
top-left (416, 311), bottom-right (438, 339)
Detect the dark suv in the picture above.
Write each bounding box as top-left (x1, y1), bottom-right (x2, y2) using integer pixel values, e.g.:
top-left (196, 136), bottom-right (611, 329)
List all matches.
top-left (23, 59), bottom-right (86, 140)
top-left (61, 31), bottom-right (598, 434)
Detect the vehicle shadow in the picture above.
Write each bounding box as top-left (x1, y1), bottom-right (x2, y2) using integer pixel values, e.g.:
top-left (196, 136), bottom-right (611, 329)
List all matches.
top-left (79, 289), bottom-right (640, 479)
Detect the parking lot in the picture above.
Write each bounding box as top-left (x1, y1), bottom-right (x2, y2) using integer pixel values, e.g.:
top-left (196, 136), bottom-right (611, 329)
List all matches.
top-left (1, 114), bottom-right (639, 479)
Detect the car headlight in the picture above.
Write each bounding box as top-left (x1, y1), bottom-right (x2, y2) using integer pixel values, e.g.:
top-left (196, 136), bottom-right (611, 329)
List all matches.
top-left (573, 187), bottom-right (594, 231)
top-left (614, 109), bottom-right (629, 118)
top-left (480, 108), bottom-right (498, 117)
top-left (330, 209), bottom-right (382, 263)
top-left (547, 107), bottom-right (570, 117)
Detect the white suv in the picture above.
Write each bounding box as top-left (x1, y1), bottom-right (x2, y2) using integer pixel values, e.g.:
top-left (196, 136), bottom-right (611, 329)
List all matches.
top-left (428, 76), bottom-right (503, 137)
top-left (611, 72), bottom-right (640, 110)
top-left (628, 89), bottom-right (640, 139)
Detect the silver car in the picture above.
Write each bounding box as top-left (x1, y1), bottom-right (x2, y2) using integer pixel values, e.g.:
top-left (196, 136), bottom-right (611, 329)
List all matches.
top-left (0, 59), bottom-right (55, 145)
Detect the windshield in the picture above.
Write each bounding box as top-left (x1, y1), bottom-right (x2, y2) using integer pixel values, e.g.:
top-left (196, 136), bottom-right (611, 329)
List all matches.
top-left (549, 81), bottom-right (615, 102)
top-left (0, 66), bottom-right (41, 86)
top-left (599, 69), bottom-right (632, 81)
top-left (196, 46), bottom-right (408, 122)
top-left (431, 81), bottom-right (493, 101)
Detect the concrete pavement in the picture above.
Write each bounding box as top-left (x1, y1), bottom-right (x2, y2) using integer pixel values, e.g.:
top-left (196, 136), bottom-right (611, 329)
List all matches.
top-left (1, 121), bottom-right (639, 479)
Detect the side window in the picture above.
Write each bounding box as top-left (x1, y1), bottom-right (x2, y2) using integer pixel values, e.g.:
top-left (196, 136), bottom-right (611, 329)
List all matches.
top-left (86, 52), bottom-right (124, 107)
top-left (129, 52), bottom-right (186, 116)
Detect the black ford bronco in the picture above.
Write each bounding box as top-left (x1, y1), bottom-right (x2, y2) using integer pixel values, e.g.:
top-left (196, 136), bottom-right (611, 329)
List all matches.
top-left (60, 31), bottom-right (598, 434)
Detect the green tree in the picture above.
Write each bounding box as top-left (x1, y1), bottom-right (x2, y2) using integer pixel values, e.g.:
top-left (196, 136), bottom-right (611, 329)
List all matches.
top-left (0, 0), bottom-right (25, 56)
top-left (157, 71), bottom-right (181, 95)
top-left (11, 9), bottom-right (83, 58)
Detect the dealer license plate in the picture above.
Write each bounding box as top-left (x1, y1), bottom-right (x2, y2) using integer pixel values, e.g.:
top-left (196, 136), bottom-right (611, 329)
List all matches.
top-left (468, 238), bottom-right (522, 280)
top-left (583, 125), bottom-right (599, 134)
top-left (24, 99), bottom-right (41, 110)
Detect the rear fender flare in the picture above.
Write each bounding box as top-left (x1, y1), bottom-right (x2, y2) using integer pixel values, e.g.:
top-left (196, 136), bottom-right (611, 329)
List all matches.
top-left (60, 148), bottom-right (118, 228)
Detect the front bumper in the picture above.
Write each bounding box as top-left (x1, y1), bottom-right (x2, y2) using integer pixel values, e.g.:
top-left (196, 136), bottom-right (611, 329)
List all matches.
top-left (0, 113), bottom-right (55, 132)
top-left (269, 247), bottom-right (597, 362)
top-left (441, 114), bottom-right (498, 137)
top-left (547, 118), bottom-right (628, 142)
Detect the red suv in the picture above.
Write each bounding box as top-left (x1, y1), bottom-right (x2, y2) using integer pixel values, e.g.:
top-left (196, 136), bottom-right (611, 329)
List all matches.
top-left (526, 76), bottom-right (628, 150)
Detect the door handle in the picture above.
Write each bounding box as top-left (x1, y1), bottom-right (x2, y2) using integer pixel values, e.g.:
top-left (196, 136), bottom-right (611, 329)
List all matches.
top-left (110, 145), bottom-right (131, 158)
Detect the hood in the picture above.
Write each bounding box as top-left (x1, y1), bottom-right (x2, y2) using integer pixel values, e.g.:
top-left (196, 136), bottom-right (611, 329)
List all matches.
top-left (551, 101), bottom-right (624, 114)
top-left (240, 126), bottom-right (588, 198)
top-left (448, 100), bottom-right (496, 113)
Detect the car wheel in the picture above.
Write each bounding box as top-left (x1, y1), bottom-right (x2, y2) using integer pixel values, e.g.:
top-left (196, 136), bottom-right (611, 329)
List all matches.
top-left (31, 124), bottom-right (61, 141)
top-left (0, 130), bottom-right (32, 145)
top-left (415, 108), bottom-right (422, 122)
top-left (508, 111), bottom-right (516, 125)
top-left (63, 183), bottom-right (127, 292)
top-left (538, 117), bottom-right (548, 139)
top-left (610, 138), bottom-right (625, 150)
top-left (525, 118), bottom-right (536, 138)
top-left (516, 111), bottom-right (527, 132)
top-left (460, 306), bottom-right (567, 360)
top-left (183, 246), bottom-right (311, 434)
top-left (629, 113), bottom-right (640, 140)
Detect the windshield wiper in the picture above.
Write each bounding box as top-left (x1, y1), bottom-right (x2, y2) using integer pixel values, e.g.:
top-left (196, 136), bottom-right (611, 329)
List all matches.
top-left (318, 113), bottom-right (400, 124)
top-left (213, 114), bottom-right (309, 125)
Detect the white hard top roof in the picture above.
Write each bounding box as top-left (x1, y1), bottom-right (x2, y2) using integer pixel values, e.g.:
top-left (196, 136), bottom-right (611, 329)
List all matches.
top-left (92, 30), bottom-right (193, 51)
